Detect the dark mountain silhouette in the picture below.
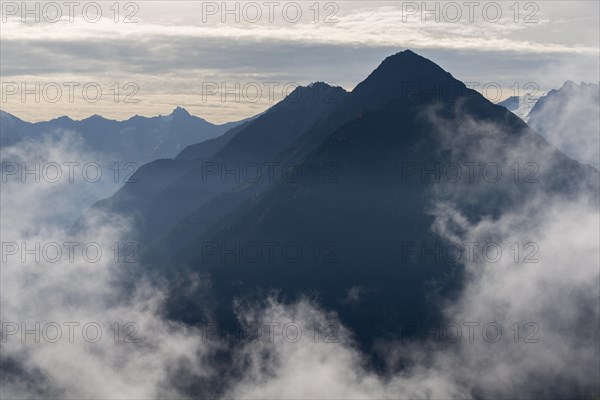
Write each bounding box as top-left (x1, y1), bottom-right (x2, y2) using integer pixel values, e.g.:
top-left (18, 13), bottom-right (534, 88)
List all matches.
top-left (215, 82), bottom-right (347, 163)
top-left (83, 83), bottom-right (348, 245)
top-left (176, 121), bottom-right (252, 160)
top-left (280, 50), bottom-right (468, 164)
top-left (87, 50), bottom-right (598, 354)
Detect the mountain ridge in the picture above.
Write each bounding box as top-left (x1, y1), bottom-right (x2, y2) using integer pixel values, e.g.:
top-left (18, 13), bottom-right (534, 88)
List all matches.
top-left (102, 50), bottom-right (598, 351)
top-left (0, 107), bottom-right (251, 165)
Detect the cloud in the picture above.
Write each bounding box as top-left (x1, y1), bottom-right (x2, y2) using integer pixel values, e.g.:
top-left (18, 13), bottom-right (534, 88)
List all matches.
top-left (220, 186), bottom-right (599, 399)
top-left (224, 297), bottom-right (466, 399)
top-left (222, 102), bottom-right (600, 399)
top-left (2, 2), bottom-right (598, 122)
top-left (2, 16), bottom-right (599, 395)
top-left (527, 83), bottom-right (600, 169)
top-left (0, 134), bottom-right (219, 399)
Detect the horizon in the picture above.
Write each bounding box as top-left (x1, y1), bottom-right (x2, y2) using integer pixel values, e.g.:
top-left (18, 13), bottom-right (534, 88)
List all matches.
top-left (3, 71), bottom-right (599, 124)
top-left (1, 2), bottom-right (599, 399)
top-left (2, 1), bottom-right (599, 123)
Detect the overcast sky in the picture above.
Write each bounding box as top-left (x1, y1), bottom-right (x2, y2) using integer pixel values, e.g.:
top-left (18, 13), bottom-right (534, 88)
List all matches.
top-left (1, 1), bottom-right (598, 123)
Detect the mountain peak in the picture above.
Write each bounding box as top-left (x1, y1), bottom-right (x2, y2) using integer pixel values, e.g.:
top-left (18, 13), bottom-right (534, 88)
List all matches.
top-left (385, 49), bottom-right (421, 60)
top-left (83, 114), bottom-right (108, 122)
top-left (561, 80), bottom-right (578, 90)
top-left (171, 106), bottom-right (191, 117)
top-left (351, 49), bottom-right (464, 108)
top-left (48, 115), bottom-right (74, 124)
top-left (375, 49), bottom-right (454, 82)
top-left (281, 82), bottom-right (347, 105)
top-left (292, 81), bottom-right (342, 95)
top-left (306, 81), bottom-right (334, 89)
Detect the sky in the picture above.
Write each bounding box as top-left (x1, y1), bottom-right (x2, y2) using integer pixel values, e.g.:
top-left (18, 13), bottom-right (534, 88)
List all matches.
top-left (1, 0), bottom-right (599, 123)
top-left (1, 3), bottom-right (599, 398)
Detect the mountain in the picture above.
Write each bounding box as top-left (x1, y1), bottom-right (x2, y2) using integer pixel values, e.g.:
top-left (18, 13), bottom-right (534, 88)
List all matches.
top-left (215, 82), bottom-right (347, 163)
top-left (90, 50), bottom-right (598, 353)
top-left (176, 121), bottom-right (251, 160)
top-left (158, 51), bottom-right (595, 343)
top-left (496, 92), bottom-right (544, 121)
top-left (0, 110), bottom-right (32, 147)
top-left (0, 107), bottom-right (248, 165)
top-left (83, 83), bottom-right (348, 245)
top-left (527, 81), bottom-right (600, 168)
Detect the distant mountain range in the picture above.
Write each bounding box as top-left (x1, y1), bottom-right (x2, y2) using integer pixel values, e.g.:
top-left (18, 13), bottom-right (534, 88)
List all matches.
top-left (78, 50), bottom-right (598, 353)
top-left (496, 92), bottom-right (545, 121)
top-left (0, 107), bottom-right (251, 165)
top-left (527, 81), bottom-right (600, 169)
top-left (4, 79), bottom-right (595, 171)
top-left (78, 82), bottom-right (348, 250)
top-left (497, 81), bottom-right (599, 168)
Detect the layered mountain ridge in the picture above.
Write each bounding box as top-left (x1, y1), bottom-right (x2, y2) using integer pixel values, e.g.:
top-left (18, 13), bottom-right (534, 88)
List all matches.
top-left (81, 50), bottom-right (598, 351)
top-left (0, 107), bottom-right (249, 165)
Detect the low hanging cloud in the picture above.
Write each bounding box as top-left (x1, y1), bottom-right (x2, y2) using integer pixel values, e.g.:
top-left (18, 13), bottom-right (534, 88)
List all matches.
top-left (527, 82), bottom-right (600, 169)
top-left (214, 192), bottom-right (599, 399)
top-left (218, 107), bottom-right (599, 399)
top-left (1, 104), bottom-right (598, 398)
top-left (0, 134), bottom-right (220, 399)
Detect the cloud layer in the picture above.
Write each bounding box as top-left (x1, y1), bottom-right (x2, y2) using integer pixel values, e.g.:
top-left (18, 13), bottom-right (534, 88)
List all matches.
top-left (2, 95), bottom-right (598, 399)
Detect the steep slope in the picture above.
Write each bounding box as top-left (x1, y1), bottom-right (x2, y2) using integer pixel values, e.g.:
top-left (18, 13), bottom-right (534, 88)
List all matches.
top-left (215, 82), bottom-right (347, 163)
top-left (527, 81), bottom-right (600, 168)
top-left (175, 121), bottom-right (251, 160)
top-left (281, 50), bottom-right (473, 163)
top-left (0, 110), bottom-right (33, 147)
top-left (152, 51), bottom-right (599, 348)
top-left (86, 83), bottom-right (348, 245)
top-left (496, 93), bottom-right (544, 121)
